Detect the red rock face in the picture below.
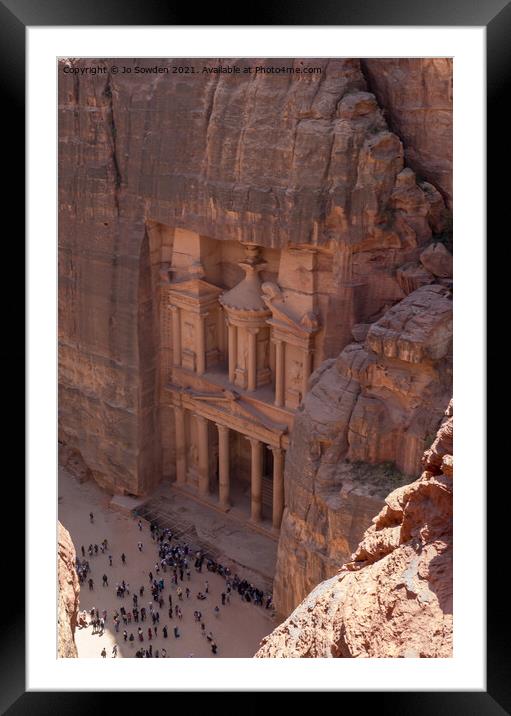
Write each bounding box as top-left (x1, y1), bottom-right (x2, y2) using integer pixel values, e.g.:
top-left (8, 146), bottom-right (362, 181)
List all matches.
top-left (272, 284), bottom-right (452, 617)
top-left (58, 58), bottom-right (451, 496)
top-left (58, 522), bottom-right (80, 658)
top-left (362, 59), bottom-right (453, 209)
top-left (256, 401), bottom-right (453, 658)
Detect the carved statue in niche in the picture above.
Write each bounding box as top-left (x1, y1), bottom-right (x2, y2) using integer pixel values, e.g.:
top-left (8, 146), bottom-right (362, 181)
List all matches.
top-left (257, 335), bottom-right (269, 367)
top-left (189, 442), bottom-right (198, 466)
top-left (183, 321), bottom-right (195, 350)
top-left (290, 359), bottom-right (302, 387)
top-left (206, 322), bottom-right (216, 351)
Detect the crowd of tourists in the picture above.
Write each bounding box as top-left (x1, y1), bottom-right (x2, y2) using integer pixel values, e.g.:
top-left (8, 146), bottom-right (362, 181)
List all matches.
top-left (76, 511), bottom-right (273, 657)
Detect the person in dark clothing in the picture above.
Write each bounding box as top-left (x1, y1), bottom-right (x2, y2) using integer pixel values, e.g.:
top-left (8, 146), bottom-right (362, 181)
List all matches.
top-left (121, 553), bottom-right (126, 565)
top-left (102, 574), bottom-right (108, 587)
top-left (88, 578), bottom-right (94, 590)
top-left (163, 625), bottom-right (168, 638)
top-left (89, 512), bottom-right (94, 523)
top-left (174, 626), bottom-right (180, 638)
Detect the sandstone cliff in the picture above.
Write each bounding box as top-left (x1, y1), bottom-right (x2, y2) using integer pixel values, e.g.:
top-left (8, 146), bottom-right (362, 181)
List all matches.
top-left (256, 400), bottom-right (453, 658)
top-left (58, 522), bottom-right (79, 658)
top-left (272, 282), bottom-right (452, 616)
top-left (58, 58), bottom-right (451, 495)
top-left (362, 59), bottom-right (453, 208)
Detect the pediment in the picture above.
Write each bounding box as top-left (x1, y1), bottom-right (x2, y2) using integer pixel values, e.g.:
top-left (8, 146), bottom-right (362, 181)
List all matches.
top-left (183, 386), bottom-right (288, 433)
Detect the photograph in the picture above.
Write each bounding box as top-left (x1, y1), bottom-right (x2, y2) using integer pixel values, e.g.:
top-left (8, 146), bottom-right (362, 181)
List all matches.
top-left (57, 56), bottom-right (453, 660)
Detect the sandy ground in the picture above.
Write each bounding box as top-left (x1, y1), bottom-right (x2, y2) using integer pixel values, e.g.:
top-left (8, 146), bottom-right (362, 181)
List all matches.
top-left (58, 471), bottom-right (277, 658)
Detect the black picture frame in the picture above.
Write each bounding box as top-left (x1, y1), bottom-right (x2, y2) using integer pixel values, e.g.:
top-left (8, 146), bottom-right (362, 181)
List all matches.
top-left (7, 0), bottom-right (496, 711)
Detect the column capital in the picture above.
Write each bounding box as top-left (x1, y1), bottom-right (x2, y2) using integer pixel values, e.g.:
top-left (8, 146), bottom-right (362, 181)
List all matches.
top-left (215, 423), bottom-right (229, 435)
top-left (247, 327), bottom-right (260, 336)
top-left (170, 304), bottom-right (179, 313)
top-left (270, 445), bottom-right (283, 457)
top-left (195, 414), bottom-right (208, 426)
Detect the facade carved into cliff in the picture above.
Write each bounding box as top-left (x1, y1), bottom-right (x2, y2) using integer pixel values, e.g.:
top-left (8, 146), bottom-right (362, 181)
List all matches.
top-left (58, 58), bottom-right (451, 502)
top-left (256, 400), bottom-right (453, 658)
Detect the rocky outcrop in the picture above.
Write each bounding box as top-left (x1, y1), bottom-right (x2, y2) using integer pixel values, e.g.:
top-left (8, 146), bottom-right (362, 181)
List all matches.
top-left (256, 401), bottom-right (453, 658)
top-left (58, 58), bottom-right (451, 495)
top-left (272, 284), bottom-right (452, 617)
top-left (362, 59), bottom-right (453, 208)
top-left (58, 522), bottom-right (79, 658)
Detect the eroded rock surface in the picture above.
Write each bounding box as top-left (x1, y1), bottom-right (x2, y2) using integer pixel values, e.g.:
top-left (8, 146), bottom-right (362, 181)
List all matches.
top-left (256, 401), bottom-right (453, 658)
top-left (58, 522), bottom-right (79, 658)
top-left (363, 59), bottom-right (453, 208)
top-left (273, 284), bottom-right (452, 617)
top-left (59, 58), bottom-right (451, 495)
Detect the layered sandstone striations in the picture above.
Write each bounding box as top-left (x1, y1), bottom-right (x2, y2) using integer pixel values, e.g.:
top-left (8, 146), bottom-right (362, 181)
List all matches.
top-left (256, 401), bottom-right (453, 658)
top-left (59, 58), bottom-right (451, 495)
top-left (273, 283), bottom-right (452, 617)
top-left (58, 522), bottom-right (80, 658)
top-left (362, 59), bottom-right (453, 208)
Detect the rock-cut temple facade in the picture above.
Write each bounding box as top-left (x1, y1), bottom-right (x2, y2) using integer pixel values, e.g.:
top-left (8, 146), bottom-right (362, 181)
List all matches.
top-left (159, 227), bottom-right (327, 534)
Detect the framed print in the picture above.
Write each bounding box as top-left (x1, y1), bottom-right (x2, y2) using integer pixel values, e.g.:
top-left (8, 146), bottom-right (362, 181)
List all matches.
top-left (7, 0), bottom-right (497, 710)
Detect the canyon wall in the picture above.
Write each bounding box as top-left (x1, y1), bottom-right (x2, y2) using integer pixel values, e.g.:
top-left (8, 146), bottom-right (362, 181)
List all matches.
top-left (256, 400), bottom-right (453, 658)
top-left (362, 59), bottom-right (453, 208)
top-left (58, 522), bottom-right (80, 658)
top-left (58, 58), bottom-right (451, 496)
top-left (273, 281), bottom-right (452, 617)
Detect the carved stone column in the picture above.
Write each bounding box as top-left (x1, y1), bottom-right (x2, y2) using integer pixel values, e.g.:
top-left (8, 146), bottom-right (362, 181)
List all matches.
top-left (197, 314), bottom-right (207, 375)
top-left (249, 438), bottom-right (263, 523)
top-left (271, 446), bottom-right (285, 530)
top-left (171, 306), bottom-right (181, 367)
top-left (274, 339), bottom-right (285, 407)
top-left (216, 424), bottom-right (230, 509)
top-left (196, 415), bottom-right (209, 496)
top-left (174, 405), bottom-right (186, 484)
top-left (228, 322), bottom-right (237, 384)
top-left (247, 328), bottom-right (258, 391)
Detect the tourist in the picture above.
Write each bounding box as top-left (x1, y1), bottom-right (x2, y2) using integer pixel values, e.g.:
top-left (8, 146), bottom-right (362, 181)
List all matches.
top-left (112, 644), bottom-right (118, 658)
top-left (211, 642), bottom-right (218, 655)
top-left (109, 555), bottom-right (113, 567)
top-left (173, 626), bottom-right (180, 638)
top-left (161, 648), bottom-right (167, 658)
top-left (123, 629), bottom-right (128, 642)
top-left (185, 587), bottom-right (190, 599)
top-left (221, 592), bottom-right (226, 605)
top-left (163, 625), bottom-right (168, 638)
top-left (102, 574), bottom-right (108, 587)
top-left (138, 542), bottom-right (143, 552)
top-left (138, 519), bottom-right (143, 531)
top-left (205, 580), bottom-right (209, 594)
top-left (213, 606), bottom-right (220, 618)
top-left (129, 633), bottom-right (134, 647)
top-left (89, 512), bottom-right (94, 523)
top-left (101, 647), bottom-right (106, 658)
top-left (81, 545), bottom-right (85, 557)
top-left (121, 553), bottom-right (126, 565)
top-left (88, 578), bottom-right (94, 591)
